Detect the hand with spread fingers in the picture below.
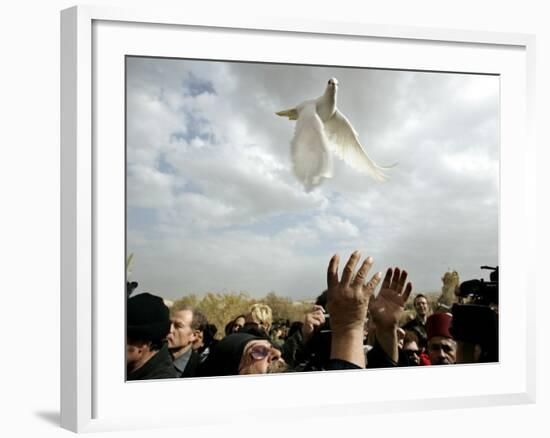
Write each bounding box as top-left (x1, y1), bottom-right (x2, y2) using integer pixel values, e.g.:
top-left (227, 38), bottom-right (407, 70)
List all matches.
top-left (369, 268), bottom-right (412, 329)
top-left (327, 251), bottom-right (382, 332)
top-left (369, 267), bottom-right (413, 363)
top-left (326, 251), bottom-right (383, 368)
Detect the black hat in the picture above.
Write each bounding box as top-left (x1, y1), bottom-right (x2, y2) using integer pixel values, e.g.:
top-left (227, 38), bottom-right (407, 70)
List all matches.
top-left (198, 332), bottom-right (262, 377)
top-left (127, 293), bottom-right (171, 342)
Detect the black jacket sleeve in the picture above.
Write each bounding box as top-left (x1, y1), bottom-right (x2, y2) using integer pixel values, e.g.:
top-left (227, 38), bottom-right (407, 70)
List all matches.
top-left (366, 340), bottom-right (398, 368)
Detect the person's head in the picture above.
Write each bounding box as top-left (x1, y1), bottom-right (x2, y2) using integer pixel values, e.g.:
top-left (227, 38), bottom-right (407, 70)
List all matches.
top-left (426, 313), bottom-right (456, 365)
top-left (225, 315), bottom-right (246, 336)
top-left (245, 304), bottom-right (273, 333)
top-left (403, 340), bottom-right (421, 365)
top-left (270, 326), bottom-right (283, 340)
top-left (191, 311), bottom-right (208, 351)
top-left (402, 331), bottom-right (421, 365)
top-left (428, 336), bottom-right (457, 365)
top-left (203, 323), bottom-right (218, 347)
top-left (450, 303), bottom-right (499, 363)
top-left (280, 321), bottom-right (290, 338)
top-left (198, 332), bottom-right (287, 377)
top-left (413, 294), bottom-right (429, 319)
top-left (166, 305), bottom-right (202, 354)
top-left (238, 339), bottom-right (287, 375)
top-left (126, 293), bottom-right (171, 371)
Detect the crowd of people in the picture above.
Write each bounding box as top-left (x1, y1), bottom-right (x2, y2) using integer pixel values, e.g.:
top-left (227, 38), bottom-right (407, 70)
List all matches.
top-left (126, 251), bottom-right (498, 380)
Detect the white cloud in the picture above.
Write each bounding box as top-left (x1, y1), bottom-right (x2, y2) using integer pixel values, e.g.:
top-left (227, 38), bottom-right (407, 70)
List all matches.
top-left (127, 164), bottom-right (175, 209)
top-left (314, 214), bottom-right (360, 239)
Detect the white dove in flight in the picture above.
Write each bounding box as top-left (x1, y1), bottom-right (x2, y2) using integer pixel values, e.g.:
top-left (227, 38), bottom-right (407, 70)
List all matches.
top-left (276, 77), bottom-right (394, 191)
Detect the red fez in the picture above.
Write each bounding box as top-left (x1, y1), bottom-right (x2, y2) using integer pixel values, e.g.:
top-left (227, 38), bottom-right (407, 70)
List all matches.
top-left (426, 312), bottom-right (453, 340)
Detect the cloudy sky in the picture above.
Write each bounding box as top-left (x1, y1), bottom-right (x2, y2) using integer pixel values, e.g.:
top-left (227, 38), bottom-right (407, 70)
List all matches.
top-left (126, 56), bottom-right (499, 301)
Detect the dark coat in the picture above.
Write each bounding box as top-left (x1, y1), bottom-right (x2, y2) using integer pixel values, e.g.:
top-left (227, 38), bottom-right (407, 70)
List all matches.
top-left (326, 359), bottom-right (362, 370)
top-left (281, 329), bottom-right (309, 369)
top-left (180, 351), bottom-right (201, 378)
top-left (366, 340), bottom-right (399, 368)
top-left (127, 343), bottom-right (178, 381)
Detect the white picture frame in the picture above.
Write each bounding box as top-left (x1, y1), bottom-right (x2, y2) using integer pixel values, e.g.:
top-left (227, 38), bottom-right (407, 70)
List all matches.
top-left (60, 5), bottom-right (536, 433)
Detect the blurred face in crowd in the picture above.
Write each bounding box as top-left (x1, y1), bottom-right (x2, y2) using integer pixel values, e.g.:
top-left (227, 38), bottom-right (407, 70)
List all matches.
top-left (403, 341), bottom-right (421, 366)
top-left (238, 340), bottom-right (287, 375)
top-left (414, 296), bottom-right (429, 319)
top-left (126, 340), bottom-right (144, 365)
top-left (232, 316), bottom-right (245, 333)
top-left (428, 336), bottom-right (457, 365)
top-left (126, 338), bottom-right (154, 372)
top-left (167, 309), bottom-right (196, 352)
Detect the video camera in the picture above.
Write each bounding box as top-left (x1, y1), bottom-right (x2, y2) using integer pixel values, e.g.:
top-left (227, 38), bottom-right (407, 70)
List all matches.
top-left (456, 266), bottom-right (498, 305)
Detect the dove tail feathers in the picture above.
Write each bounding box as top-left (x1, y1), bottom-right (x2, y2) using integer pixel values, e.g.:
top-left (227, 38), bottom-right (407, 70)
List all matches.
top-left (370, 161), bottom-right (398, 182)
top-left (276, 108), bottom-right (299, 120)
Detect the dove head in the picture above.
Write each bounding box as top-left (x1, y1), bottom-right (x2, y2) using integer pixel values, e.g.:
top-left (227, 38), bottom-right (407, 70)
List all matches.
top-left (327, 78), bottom-right (339, 90)
top-left (324, 78), bottom-right (339, 102)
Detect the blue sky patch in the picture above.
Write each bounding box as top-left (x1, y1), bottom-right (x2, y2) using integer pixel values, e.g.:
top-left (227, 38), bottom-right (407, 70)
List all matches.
top-left (183, 72), bottom-right (216, 97)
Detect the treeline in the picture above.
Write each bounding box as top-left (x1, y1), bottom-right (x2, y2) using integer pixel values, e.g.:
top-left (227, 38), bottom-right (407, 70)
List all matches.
top-left (171, 291), bottom-right (312, 337)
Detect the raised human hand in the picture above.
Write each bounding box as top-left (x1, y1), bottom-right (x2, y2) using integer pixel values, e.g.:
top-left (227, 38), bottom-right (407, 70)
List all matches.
top-left (326, 251), bottom-right (382, 334)
top-left (369, 267), bottom-right (412, 331)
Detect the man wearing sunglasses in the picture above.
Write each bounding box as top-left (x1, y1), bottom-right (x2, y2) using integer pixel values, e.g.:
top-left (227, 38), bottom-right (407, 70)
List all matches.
top-left (239, 339), bottom-right (287, 374)
top-left (198, 332), bottom-right (287, 377)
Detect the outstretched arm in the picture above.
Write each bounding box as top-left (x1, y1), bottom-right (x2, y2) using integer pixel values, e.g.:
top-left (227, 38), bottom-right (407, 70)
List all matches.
top-left (326, 251), bottom-right (382, 368)
top-left (369, 268), bottom-right (412, 364)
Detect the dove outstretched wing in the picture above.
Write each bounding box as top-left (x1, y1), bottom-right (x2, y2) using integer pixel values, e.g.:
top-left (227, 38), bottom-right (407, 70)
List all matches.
top-left (324, 110), bottom-right (391, 182)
